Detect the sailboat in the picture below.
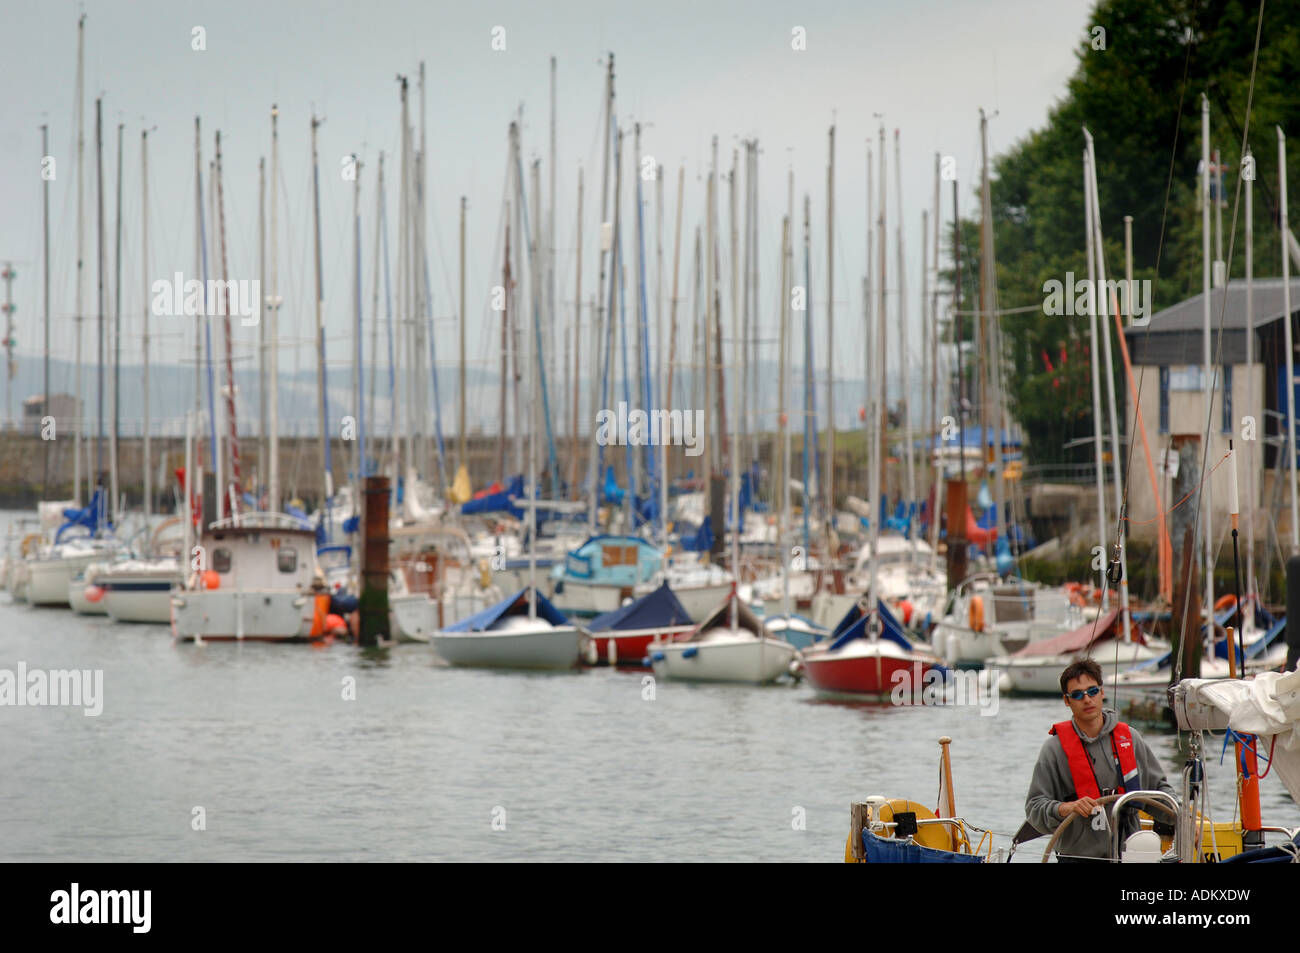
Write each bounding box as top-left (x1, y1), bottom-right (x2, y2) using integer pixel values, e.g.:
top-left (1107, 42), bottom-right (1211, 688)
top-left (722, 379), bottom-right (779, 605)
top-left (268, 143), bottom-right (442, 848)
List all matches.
top-left (430, 586), bottom-right (582, 668)
top-left (649, 583), bottom-right (797, 683)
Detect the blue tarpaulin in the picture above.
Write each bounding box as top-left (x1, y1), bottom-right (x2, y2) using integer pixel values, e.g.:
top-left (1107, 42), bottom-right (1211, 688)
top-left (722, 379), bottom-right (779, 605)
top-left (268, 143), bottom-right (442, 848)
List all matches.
top-left (861, 829), bottom-right (985, 863)
top-left (585, 582), bottom-right (693, 633)
top-left (461, 475), bottom-right (526, 519)
top-left (442, 587), bottom-right (569, 632)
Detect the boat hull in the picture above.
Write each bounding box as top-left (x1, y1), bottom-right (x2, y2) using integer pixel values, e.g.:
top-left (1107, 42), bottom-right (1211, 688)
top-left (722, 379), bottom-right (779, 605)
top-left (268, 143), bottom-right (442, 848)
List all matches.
top-left (991, 641), bottom-right (1165, 695)
top-left (586, 626), bottom-right (695, 665)
top-left (430, 626), bottom-right (583, 669)
top-left (27, 552), bottom-right (104, 607)
top-left (650, 635), bottom-right (796, 684)
top-left (802, 641), bottom-right (943, 697)
top-left (102, 577), bottom-right (179, 624)
top-left (171, 589), bottom-right (316, 642)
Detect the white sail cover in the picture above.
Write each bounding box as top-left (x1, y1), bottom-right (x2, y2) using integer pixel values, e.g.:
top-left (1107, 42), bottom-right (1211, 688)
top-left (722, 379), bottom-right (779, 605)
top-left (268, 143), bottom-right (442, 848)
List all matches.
top-left (1174, 670), bottom-right (1300, 808)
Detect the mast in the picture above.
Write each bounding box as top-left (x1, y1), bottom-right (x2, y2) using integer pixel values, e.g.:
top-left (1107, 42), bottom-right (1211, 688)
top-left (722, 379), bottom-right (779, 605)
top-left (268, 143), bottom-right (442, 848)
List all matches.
top-left (1279, 125), bottom-right (1300, 555)
top-left (569, 169), bottom-right (584, 498)
top-left (215, 130), bottom-right (240, 517)
top-left (779, 212), bottom-right (791, 620)
top-left (110, 122), bottom-right (122, 526)
top-left (549, 56), bottom-right (558, 464)
top-left (802, 193), bottom-right (815, 552)
top-left (95, 97), bottom-right (104, 510)
top-left (353, 154), bottom-right (365, 490)
top-left (257, 155), bottom-right (266, 502)
top-left (929, 155), bottom-right (943, 571)
top-left (459, 195), bottom-right (467, 469)
top-left (1083, 148), bottom-right (1108, 589)
top-left (1244, 147), bottom-right (1255, 599)
top-left (500, 207), bottom-right (511, 482)
top-left (587, 54), bottom-right (614, 531)
top-left (666, 166), bottom-right (683, 494)
top-left (980, 111), bottom-right (1007, 559)
top-left (1201, 100), bottom-right (1215, 612)
top-left (870, 126), bottom-right (887, 619)
top-left (42, 123), bottom-right (51, 499)
top-left (311, 113), bottom-right (332, 530)
top-left (895, 129), bottom-right (916, 557)
top-left (268, 105), bottom-right (281, 513)
top-left (703, 139), bottom-right (715, 516)
top-left (866, 143), bottom-right (873, 509)
top-left (826, 124), bottom-right (835, 554)
top-left (1084, 129), bottom-right (1131, 637)
top-left (73, 15), bottom-right (85, 506)
top-left (141, 128), bottom-right (152, 528)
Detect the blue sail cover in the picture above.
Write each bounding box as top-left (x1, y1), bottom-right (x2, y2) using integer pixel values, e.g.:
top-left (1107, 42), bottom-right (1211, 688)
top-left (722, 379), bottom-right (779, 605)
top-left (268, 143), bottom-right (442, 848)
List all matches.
top-left (56, 487), bottom-right (110, 543)
top-left (460, 475), bottom-right (526, 518)
top-left (677, 517), bottom-right (714, 552)
top-left (602, 466), bottom-right (625, 505)
top-left (827, 599), bottom-right (913, 653)
top-left (442, 587), bottom-right (569, 632)
top-left (585, 582), bottom-right (693, 633)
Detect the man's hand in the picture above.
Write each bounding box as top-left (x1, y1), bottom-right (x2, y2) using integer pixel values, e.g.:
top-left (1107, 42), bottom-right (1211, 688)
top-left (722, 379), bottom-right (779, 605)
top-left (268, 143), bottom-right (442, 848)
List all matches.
top-left (1058, 797), bottom-right (1101, 819)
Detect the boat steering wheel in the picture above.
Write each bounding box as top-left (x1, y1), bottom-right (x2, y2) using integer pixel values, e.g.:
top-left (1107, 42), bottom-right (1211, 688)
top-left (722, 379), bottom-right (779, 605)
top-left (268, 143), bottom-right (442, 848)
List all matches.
top-left (1041, 793), bottom-right (1177, 863)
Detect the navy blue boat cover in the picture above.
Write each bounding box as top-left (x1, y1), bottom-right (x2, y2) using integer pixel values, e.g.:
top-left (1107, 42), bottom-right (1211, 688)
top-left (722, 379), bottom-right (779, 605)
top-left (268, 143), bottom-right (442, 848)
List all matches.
top-left (827, 599), bottom-right (913, 653)
top-left (441, 587), bottom-right (569, 632)
top-left (585, 582), bottom-right (694, 633)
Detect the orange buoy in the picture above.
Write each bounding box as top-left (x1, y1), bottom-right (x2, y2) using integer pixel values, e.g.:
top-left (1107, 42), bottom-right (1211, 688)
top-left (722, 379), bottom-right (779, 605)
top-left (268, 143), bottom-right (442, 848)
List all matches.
top-left (968, 595), bottom-right (985, 633)
top-left (83, 585), bottom-right (105, 603)
top-left (325, 613), bottom-right (347, 634)
top-left (202, 570), bottom-right (220, 590)
top-left (898, 599), bottom-right (914, 625)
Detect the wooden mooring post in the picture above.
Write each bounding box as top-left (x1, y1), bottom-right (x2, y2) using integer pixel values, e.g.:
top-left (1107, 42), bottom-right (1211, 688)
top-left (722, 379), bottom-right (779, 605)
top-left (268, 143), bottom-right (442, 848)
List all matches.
top-left (359, 475), bottom-right (390, 646)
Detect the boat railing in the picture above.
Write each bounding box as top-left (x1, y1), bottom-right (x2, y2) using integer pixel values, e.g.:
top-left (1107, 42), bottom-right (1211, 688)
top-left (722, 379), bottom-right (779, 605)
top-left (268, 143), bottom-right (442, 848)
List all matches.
top-left (1108, 790), bottom-right (1180, 861)
top-left (207, 512), bottom-right (314, 532)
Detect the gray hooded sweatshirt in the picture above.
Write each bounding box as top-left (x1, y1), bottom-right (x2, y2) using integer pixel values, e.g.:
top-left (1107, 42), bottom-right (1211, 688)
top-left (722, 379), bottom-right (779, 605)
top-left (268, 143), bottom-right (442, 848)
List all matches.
top-left (1024, 708), bottom-right (1175, 860)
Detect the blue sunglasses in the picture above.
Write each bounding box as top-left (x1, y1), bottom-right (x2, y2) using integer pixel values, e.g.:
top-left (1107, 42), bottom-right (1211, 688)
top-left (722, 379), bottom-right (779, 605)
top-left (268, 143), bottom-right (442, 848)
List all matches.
top-left (1066, 686), bottom-right (1102, 700)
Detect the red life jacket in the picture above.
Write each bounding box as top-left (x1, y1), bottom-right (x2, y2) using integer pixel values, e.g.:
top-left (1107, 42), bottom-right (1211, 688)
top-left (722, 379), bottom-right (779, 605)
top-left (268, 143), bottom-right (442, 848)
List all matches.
top-left (1050, 720), bottom-right (1141, 799)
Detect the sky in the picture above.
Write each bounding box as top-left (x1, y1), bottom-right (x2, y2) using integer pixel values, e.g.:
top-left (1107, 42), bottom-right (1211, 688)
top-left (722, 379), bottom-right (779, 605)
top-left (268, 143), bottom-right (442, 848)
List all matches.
top-left (0, 0), bottom-right (1097, 436)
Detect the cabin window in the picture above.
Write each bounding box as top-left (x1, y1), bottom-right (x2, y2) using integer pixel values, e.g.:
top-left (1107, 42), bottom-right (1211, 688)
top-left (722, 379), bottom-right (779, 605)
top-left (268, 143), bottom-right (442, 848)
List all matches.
top-left (212, 548), bottom-right (232, 574)
top-left (277, 548), bottom-right (298, 574)
top-left (1158, 367), bottom-right (1169, 435)
top-left (1222, 365), bottom-right (1232, 434)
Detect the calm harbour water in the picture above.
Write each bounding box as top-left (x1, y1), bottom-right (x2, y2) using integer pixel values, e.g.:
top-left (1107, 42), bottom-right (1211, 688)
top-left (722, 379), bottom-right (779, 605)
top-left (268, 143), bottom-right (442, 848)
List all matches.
top-left (3, 537), bottom-right (1297, 863)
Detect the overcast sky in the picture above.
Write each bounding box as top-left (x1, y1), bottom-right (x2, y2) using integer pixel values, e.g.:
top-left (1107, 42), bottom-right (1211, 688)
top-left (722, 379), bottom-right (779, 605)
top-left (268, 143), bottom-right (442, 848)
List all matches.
top-left (1, 0), bottom-right (1096, 431)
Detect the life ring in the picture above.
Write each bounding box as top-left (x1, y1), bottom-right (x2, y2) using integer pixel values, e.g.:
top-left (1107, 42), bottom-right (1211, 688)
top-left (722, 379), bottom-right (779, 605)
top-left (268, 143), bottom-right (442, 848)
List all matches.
top-left (1213, 594), bottom-right (1237, 612)
top-left (968, 595), bottom-right (985, 633)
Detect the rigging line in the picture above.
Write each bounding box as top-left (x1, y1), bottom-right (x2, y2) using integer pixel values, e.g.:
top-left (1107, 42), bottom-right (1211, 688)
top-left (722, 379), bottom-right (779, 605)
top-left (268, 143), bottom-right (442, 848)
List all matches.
top-left (1175, 0), bottom-right (1266, 683)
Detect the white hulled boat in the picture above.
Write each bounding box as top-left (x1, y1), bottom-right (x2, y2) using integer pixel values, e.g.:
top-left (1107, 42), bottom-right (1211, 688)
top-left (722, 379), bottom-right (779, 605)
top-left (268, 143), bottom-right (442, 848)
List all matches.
top-left (430, 587), bottom-right (583, 669)
top-left (649, 586), bottom-right (797, 684)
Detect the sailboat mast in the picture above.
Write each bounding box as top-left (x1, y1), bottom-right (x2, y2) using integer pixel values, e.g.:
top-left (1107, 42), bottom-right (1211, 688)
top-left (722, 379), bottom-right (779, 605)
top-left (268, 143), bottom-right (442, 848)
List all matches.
top-left (1084, 129), bottom-right (1131, 635)
top-left (95, 97), bottom-right (104, 506)
top-left (73, 16), bottom-right (85, 506)
top-left (258, 155), bottom-right (266, 501)
top-left (353, 155), bottom-right (365, 489)
top-left (1244, 147), bottom-right (1255, 598)
top-left (311, 113), bottom-right (332, 525)
top-left (569, 170), bottom-right (583, 498)
top-left (666, 166), bottom-right (683, 495)
top-left (779, 212), bottom-right (791, 619)
top-left (500, 207), bottom-right (511, 482)
top-left (142, 129), bottom-right (152, 528)
top-left (42, 123), bottom-right (51, 499)
top-left (215, 131), bottom-right (240, 517)
top-left (459, 195), bottom-right (467, 469)
top-left (111, 122), bottom-right (122, 527)
top-left (587, 55), bottom-right (614, 531)
top-left (825, 124), bottom-right (835, 554)
top-left (895, 129), bottom-right (916, 557)
top-left (268, 105), bottom-right (281, 513)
